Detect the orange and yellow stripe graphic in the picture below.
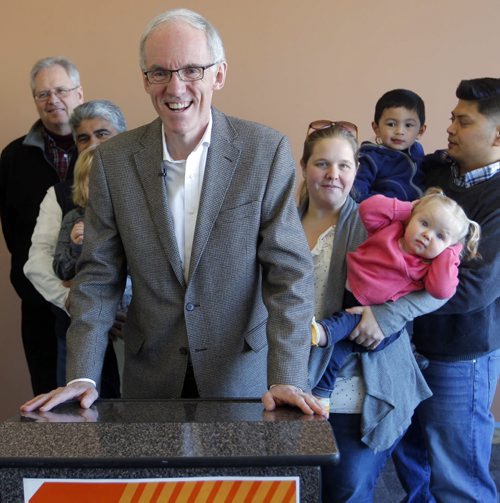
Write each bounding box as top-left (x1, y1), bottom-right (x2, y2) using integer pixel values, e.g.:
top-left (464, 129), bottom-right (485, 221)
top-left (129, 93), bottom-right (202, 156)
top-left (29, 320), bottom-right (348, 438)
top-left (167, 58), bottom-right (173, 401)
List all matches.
top-left (27, 477), bottom-right (298, 502)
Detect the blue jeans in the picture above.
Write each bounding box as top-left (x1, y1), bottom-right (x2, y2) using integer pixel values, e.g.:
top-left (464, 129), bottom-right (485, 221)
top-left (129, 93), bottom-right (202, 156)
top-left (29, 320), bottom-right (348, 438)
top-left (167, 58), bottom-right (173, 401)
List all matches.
top-left (395, 348), bottom-right (500, 502)
top-left (392, 414), bottom-right (434, 503)
top-left (322, 413), bottom-right (399, 502)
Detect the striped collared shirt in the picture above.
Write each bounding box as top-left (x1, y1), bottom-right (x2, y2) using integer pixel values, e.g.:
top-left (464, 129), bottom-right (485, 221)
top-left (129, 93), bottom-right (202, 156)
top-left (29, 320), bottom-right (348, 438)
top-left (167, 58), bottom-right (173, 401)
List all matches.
top-left (451, 160), bottom-right (500, 188)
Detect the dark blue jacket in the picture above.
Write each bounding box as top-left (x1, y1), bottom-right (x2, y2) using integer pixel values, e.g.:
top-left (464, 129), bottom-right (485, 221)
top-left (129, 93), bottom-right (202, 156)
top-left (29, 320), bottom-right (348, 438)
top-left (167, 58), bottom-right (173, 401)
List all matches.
top-left (353, 141), bottom-right (425, 202)
top-left (413, 150), bottom-right (500, 361)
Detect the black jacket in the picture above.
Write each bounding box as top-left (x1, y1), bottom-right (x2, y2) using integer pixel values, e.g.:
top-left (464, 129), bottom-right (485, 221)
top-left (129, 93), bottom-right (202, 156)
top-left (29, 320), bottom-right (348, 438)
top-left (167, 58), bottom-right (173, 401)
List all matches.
top-left (0, 121), bottom-right (76, 302)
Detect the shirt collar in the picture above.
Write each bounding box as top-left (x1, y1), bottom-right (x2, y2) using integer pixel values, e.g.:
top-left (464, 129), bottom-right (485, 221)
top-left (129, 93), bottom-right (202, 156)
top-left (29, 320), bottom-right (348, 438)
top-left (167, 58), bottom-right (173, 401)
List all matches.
top-left (162, 112), bottom-right (212, 162)
top-left (451, 158), bottom-right (500, 188)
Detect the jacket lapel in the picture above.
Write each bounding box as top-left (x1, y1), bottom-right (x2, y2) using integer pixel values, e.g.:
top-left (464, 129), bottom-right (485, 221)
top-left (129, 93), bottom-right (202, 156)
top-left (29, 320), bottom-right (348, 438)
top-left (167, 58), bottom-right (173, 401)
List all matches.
top-left (133, 118), bottom-right (186, 287)
top-left (188, 109), bottom-right (241, 281)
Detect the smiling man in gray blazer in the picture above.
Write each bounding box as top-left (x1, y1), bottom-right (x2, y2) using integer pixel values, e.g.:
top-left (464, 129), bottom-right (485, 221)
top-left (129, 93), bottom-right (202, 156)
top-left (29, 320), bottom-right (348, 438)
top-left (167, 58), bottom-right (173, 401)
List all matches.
top-left (22, 8), bottom-right (322, 415)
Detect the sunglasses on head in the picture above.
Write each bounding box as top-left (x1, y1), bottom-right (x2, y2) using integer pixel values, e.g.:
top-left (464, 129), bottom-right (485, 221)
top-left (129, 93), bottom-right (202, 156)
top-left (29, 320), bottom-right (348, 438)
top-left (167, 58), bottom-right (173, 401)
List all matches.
top-left (307, 120), bottom-right (358, 140)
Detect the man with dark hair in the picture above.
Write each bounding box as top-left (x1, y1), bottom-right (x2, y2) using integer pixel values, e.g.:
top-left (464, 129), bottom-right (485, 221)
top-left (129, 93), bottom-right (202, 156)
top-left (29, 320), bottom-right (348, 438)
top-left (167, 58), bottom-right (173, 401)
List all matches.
top-left (0, 57), bottom-right (83, 395)
top-left (69, 100), bottom-right (127, 152)
top-left (396, 77), bottom-right (500, 502)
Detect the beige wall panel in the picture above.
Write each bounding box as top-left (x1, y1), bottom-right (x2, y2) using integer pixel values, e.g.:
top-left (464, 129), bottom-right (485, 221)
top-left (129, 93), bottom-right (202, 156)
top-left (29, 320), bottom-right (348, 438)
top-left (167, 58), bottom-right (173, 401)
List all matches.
top-left (1, 0), bottom-right (499, 419)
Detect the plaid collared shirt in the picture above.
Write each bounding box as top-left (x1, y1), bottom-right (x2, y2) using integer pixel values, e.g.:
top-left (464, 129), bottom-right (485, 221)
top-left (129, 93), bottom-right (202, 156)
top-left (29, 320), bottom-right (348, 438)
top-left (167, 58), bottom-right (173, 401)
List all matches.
top-left (451, 159), bottom-right (500, 188)
top-left (42, 129), bottom-right (76, 181)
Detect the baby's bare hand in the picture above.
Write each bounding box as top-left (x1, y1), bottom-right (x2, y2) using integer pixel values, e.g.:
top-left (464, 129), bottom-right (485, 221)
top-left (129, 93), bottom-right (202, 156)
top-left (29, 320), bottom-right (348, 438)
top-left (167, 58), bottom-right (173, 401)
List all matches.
top-left (70, 221), bottom-right (85, 245)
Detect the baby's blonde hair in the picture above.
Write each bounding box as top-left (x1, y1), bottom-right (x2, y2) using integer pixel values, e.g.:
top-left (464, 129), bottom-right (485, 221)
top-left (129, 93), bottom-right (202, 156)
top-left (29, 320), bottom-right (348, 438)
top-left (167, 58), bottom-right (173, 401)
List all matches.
top-left (415, 187), bottom-right (481, 260)
top-left (72, 146), bottom-right (97, 208)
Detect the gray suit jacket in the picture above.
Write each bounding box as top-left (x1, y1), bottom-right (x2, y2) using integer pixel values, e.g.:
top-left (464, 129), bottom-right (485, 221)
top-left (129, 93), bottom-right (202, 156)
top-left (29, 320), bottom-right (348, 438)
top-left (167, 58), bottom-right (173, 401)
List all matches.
top-left (66, 108), bottom-right (314, 398)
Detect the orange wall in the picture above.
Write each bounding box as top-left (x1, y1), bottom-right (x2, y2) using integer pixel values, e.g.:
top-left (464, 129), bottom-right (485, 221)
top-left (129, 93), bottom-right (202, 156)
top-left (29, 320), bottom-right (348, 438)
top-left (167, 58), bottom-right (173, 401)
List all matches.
top-left (1, 0), bottom-right (499, 419)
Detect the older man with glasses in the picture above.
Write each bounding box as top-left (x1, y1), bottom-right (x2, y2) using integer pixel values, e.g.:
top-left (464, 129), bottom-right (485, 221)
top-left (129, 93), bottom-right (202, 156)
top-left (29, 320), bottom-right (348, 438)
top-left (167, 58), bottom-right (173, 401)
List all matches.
top-left (21, 9), bottom-right (323, 416)
top-left (0, 56), bottom-right (83, 395)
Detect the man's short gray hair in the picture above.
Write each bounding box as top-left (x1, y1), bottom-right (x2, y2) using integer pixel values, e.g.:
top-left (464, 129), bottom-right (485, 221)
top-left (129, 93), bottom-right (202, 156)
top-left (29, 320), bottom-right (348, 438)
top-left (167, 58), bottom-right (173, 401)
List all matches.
top-left (30, 56), bottom-right (80, 94)
top-left (139, 8), bottom-right (225, 71)
top-left (69, 100), bottom-right (127, 137)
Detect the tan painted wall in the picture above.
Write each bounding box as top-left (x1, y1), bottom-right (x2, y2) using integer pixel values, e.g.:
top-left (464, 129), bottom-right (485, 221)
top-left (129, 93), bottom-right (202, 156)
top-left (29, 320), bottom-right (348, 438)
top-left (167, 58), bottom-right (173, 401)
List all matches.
top-left (1, 0), bottom-right (499, 419)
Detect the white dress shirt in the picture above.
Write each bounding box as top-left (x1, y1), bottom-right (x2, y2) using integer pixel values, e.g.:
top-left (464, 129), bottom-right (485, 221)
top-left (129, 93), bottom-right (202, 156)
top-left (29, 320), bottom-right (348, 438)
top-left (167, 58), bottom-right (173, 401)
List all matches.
top-left (161, 117), bottom-right (212, 280)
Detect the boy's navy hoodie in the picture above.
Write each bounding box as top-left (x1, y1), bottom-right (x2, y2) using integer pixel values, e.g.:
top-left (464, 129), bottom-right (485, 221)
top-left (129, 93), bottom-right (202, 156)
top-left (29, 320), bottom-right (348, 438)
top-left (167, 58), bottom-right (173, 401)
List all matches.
top-left (354, 141), bottom-right (425, 202)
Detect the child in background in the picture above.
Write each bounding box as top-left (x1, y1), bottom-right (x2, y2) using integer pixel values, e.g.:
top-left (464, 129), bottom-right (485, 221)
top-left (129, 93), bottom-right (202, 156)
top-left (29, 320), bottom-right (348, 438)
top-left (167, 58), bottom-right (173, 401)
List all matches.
top-left (53, 146), bottom-right (132, 308)
top-left (312, 188), bottom-right (480, 408)
top-left (53, 147), bottom-right (93, 283)
top-left (354, 89), bottom-right (427, 202)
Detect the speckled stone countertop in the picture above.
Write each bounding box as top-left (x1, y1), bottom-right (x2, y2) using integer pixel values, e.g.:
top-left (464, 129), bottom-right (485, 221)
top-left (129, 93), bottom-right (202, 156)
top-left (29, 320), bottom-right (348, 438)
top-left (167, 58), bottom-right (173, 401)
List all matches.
top-left (0, 399), bottom-right (338, 468)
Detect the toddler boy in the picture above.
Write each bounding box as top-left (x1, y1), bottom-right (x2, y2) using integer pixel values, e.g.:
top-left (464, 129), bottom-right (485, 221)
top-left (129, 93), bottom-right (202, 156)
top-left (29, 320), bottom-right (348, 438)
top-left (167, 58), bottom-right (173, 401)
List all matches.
top-left (354, 88), bottom-right (427, 202)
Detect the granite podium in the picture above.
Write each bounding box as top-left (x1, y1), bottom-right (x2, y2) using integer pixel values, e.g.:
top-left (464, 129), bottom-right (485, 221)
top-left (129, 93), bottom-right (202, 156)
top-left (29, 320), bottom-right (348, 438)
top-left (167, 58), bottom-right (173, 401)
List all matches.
top-left (0, 399), bottom-right (338, 502)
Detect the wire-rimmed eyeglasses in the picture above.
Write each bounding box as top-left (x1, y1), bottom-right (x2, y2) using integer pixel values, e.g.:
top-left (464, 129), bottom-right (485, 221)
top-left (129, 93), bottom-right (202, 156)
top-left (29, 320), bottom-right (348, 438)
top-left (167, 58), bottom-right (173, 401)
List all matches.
top-left (34, 86), bottom-right (80, 102)
top-left (143, 63), bottom-right (218, 85)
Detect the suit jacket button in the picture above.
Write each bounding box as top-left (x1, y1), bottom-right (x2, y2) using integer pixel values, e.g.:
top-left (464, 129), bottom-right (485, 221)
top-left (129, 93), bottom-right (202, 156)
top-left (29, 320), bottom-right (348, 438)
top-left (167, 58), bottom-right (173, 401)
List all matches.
top-left (179, 347), bottom-right (188, 355)
top-left (186, 302), bottom-right (195, 311)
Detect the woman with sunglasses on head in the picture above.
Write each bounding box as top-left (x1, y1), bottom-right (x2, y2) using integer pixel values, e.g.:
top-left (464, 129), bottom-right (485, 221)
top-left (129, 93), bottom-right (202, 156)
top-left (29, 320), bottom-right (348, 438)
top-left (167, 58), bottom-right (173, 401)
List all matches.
top-left (301, 121), bottom-right (446, 502)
